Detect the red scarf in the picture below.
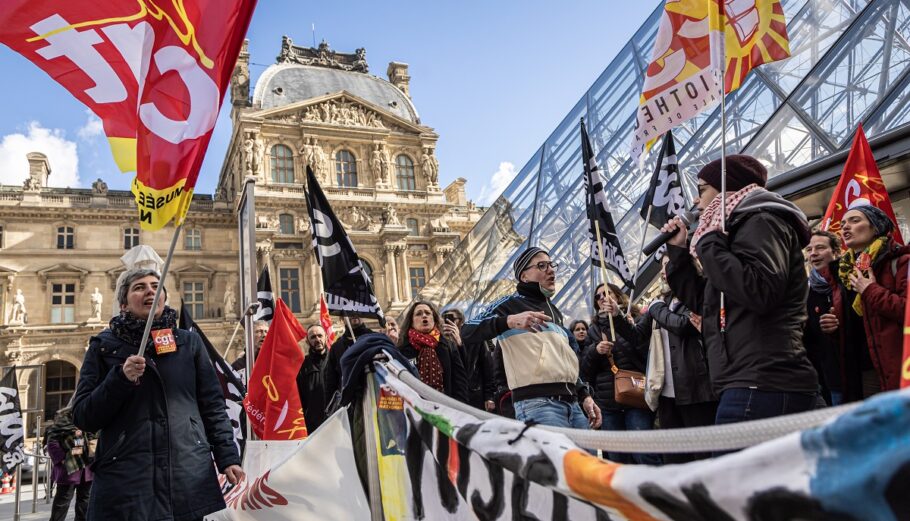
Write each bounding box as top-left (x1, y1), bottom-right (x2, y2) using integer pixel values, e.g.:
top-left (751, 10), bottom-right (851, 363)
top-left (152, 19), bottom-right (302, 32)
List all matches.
top-left (408, 328), bottom-right (444, 392)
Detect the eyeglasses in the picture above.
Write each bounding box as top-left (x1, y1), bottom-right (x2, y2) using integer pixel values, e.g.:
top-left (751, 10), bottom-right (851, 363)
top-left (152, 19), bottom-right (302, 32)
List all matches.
top-left (523, 261), bottom-right (559, 272)
top-left (595, 292), bottom-right (608, 300)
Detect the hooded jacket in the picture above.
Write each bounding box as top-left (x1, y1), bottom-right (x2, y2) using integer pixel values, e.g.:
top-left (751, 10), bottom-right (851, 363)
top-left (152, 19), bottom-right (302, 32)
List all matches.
top-left (581, 313), bottom-right (651, 411)
top-left (666, 189), bottom-right (819, 395)
top-left (647, 299), bottom-right (716, 405)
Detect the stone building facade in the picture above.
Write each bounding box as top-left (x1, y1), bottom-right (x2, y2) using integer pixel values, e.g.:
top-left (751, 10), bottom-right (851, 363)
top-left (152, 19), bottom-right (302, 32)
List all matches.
top-left (0, 39), bottom-right (481, 430)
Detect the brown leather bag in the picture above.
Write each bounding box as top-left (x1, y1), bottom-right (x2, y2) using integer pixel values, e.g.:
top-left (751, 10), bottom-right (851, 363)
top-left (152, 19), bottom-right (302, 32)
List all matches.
top-left (608, 353), bottom-right (648, 409)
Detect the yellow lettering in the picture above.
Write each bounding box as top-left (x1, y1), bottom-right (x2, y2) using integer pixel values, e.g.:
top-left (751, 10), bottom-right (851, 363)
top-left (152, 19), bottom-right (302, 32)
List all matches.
top-left (262, 375), bottom-right (279, 402)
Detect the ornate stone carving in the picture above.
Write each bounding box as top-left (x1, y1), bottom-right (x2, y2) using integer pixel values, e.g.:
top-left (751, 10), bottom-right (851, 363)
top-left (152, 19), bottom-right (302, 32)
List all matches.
top-left (92, 178), bottom-right (109, 195)
top-left (380, 145), bottom-right (392, 184)
top-left (277, 38), bottom-right (369, 73)
top-left (223, 283), bottom-right (237, 319)
top-left (23, 176), bottom-right (41, 192)
top-left (370, 144), bottom-right (384, 184)
top-left (383, 204), bottom-right (401, 226)
top-left (252, 135), bottom-right (264, 180)
top-left (9, 289), bottom-right (26, 324)
top-left (421, 147), bottom-right (439, 187)
top-left (88, 287), bottom-right (103, 323)
top-left (338, 206), bottom-right (373, 231)
top-left (302, 100), bottom-right (385, 129)
top-left (301, 137), bottom-right (329, 183)
top-left (242, 133), bottom-right (254, 177)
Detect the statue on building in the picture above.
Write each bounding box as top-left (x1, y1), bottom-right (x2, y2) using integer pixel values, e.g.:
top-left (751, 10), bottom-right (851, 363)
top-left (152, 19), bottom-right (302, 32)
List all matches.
top-left (89, 287), bottom-right (103, 323)
top-left (252, 134), bottom-right (264, 180)
top-left (302, 137), bottom-right (317, 170)
top-left (223, 284), bottom-right (237, 319)
top-left (23, 175), bottom-right (41, 192)
top-left (340, 206), bottom-right (372, 231)
top-left (383, 204), bottom-right (401, 226)
top-left (422, 147), bottom-right (439, 186)
top-left (92, 178), bottom-right (109, 196)
top-left (242, 133), bottom-right (254, 177)
top-left (352, 48), bottom-right (369, 73)
top-left (9, 289), bottom-right (26, 324)
top-left (380, 145), bottom-right (391, 186)
top-left (312, 139), bottom-right (329, 183)
top-left (370, 144), bottom-right (383, 184)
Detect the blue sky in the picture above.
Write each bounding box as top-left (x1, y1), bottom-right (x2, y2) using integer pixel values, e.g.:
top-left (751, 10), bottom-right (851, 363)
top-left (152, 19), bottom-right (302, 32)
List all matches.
top-left (0, 2), bottom-right (656, 204)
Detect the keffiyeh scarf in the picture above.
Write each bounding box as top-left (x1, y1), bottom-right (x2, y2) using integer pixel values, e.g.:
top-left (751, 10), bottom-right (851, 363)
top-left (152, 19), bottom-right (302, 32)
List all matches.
top-left (690, 183), bottom-right (762, 257)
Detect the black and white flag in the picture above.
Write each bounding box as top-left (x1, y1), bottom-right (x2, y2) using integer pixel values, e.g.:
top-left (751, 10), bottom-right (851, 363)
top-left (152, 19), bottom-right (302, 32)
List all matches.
top-left (179, 304), bottom-right (246, 459)
top-left (641, 130), bottom-right (685, 229)
top-left (581, 120), bottom-right (633, 288)
top-left (253, 267), bottom-right (274, 323)
top-left (304, 166), bottom-right (385, 325)
top-left (0, 366), bottom-right (25, 474)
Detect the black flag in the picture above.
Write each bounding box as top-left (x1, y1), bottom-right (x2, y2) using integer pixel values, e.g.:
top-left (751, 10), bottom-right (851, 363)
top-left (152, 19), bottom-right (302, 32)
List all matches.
top-left (580, 120), bottom-right (633, 288)
top-left (0, 366), bottom-right (25, 474)
top-left (253, 267), bottom-right (274, 323)
top-left (179, 304), bottom-right (246, 458)
top-left (641, 130), bottom-right (685, 229)
top-left (304, 165), bottom-right (385, 325)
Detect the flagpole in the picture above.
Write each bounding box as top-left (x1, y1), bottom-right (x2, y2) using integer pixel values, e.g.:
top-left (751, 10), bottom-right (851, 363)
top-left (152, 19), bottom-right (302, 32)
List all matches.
top-left (593, 219), bottom-right (616, 341)
top-left (137, 223), bottom-right (183, 358)
top-left (718, 3), bottom-right (728, 333)
top-left (627, 204), bottom-right (653, 316)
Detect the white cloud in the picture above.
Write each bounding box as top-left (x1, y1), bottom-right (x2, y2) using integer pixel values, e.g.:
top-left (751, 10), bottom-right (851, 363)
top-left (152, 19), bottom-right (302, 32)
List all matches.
top-left (77, 110), bottom-right (104, 141)
top-left (477, 161), bottom-right (516, 206)
top-left (0, 122), bottom-right (80, 188)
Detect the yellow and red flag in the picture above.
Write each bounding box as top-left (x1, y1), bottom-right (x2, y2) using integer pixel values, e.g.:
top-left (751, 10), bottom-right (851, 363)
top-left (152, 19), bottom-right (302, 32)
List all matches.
top-left (823, 124), bottom-right (904, 245)
top-left (903, 263), bottom-right (910, 389)
top-left (632, 0), bottom-right (790, 158)
top-left (319, 293), bottom-right (337, 349)
top-left (243, 298), bottom-right (308, 440)
top-left (0, 1), bottom-right (257, 230)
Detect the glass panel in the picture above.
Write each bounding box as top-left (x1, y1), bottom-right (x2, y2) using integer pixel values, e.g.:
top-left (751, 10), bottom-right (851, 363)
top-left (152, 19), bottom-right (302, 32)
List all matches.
top-left (335, 150), bottom-right (358, 187)
top-left (396, 155), bottom-right (416, 190)
top-left (271, 144), bottom-right (295, 183)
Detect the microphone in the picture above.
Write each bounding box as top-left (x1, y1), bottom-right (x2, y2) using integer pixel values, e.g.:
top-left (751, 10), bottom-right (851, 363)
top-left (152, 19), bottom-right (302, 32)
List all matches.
top-left (642, 208), bottom-right (701, 256)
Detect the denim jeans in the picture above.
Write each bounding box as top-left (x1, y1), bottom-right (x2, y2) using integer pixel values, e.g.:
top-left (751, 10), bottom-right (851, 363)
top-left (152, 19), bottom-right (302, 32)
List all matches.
top-left (513, 397), bottom-right (590, 430)
top-left (600, 408), bottom-right (662, 465)
top-left (715, 388), bottom-right (817, 426)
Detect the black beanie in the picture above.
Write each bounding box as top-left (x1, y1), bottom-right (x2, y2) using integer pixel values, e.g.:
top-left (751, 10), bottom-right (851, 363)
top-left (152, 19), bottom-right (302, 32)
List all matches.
top-left (513, 247), bottom-right (547, 280)
top-left (852, 204), bottom-right (895, 237)
top-left (697, 154), bottom-right (767, 192)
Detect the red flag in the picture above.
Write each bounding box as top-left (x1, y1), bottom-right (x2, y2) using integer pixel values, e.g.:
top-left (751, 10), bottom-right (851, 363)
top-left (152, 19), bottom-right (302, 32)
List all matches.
top-left (903, 263), bottom-right (910, 389)
top-left (243, 298), bottom-right (308, 440)
top-left (0, 1), bottom-right (257, 230)
top-left (319, 294), bottom-right (337, 349)
top-left (823, 124), bottom-right (904, 244)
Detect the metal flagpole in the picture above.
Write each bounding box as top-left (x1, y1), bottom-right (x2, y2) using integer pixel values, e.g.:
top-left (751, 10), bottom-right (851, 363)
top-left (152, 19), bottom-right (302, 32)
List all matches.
top-left (718, 5), bottom-right (728, 333)
top-left (627, 204), bottom-right (653, 316)
top-left (593, 220), bottom-right (616, 341)
top-left (136, 223), bottom-right (183, 357)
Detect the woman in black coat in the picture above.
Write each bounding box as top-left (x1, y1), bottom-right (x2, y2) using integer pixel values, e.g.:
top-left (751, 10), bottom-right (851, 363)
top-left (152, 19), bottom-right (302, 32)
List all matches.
top-left (72, 268), bottom-right (243, 521)
top-left (581, 283), bottom-right (659, 465)
top-left (397, 300), bottom-right (469, 403)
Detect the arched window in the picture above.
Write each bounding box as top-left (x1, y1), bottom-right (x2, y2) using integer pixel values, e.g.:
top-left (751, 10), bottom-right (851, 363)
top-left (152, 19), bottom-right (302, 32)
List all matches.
top-left (335, 150), bottom-right (358, 187)
top-left (45, 361), bottom-right (77, 420)
top-left (270, 144), bottom-right (294, 183)
top-left (279, 214), bottom-right (295, 235)
top-left (406, 218), bottom-right (420, 236)
top-left (396, 155), bottom-right (416, 191)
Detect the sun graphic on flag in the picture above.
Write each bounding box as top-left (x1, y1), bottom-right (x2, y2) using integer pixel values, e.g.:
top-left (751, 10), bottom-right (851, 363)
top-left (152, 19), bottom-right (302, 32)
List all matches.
top-left (721, 0), bottom-right (791, 92)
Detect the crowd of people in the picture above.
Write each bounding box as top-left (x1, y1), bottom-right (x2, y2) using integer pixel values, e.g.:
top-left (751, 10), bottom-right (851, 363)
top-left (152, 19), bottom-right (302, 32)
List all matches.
top-left (61, 152), bottom-right (908, 520)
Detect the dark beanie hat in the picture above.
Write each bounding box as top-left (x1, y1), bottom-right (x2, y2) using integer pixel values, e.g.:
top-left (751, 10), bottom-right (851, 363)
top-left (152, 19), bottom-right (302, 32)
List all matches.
top-left (513, 246), bottom-right (547, 279)
top-left (697, 154), bottom-right (767, 192)
top-left (852, 204), bottom-right (895, 237)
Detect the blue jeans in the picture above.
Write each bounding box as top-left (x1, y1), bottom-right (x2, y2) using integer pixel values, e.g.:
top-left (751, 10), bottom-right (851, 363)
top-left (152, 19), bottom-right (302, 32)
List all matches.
top-left (715, 388), bottom-right (817, 426)
top-left (513, 397), bottom-right (589, 430)
top-left (829, 390), bottom-right (844, 406)
top-left (600, 408), bottom-right (661, 465)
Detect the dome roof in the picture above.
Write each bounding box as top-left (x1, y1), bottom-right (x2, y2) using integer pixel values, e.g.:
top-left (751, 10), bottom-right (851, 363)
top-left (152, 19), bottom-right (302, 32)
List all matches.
top-left (252, 64), bottom-right (419, 123)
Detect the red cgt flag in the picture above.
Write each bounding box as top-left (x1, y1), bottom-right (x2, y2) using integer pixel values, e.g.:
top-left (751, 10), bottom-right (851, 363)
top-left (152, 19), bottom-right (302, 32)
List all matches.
top-left (243, 298), bottom-right (308, 440)
top-left (319, 294), bottom-right (337, 349)
top-left (823, 124), bottom-right (904, 245)
top-left (0, 1), bottom-right (256, 230)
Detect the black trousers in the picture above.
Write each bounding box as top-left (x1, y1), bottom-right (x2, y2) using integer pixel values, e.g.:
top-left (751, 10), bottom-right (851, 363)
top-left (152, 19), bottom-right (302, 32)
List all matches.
top-left (50, 478), bottom-right (92, 521)
top-left (657, 396), bottom-right (718, 464)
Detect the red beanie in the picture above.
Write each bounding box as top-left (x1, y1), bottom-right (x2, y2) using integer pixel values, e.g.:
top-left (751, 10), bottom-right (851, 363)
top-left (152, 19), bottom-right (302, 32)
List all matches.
top-left (697, 154), bottom-right (767, 192)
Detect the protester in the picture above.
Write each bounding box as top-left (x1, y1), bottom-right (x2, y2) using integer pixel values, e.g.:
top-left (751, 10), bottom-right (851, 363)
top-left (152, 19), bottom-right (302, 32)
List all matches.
top-left (45, 408), bottom-right (93, 521)
top-left (384, 316), bottom-right (400, 344)
top-left (582, 283), bottom-right (659, 464)
top-left (442, 308), bottom-right (495, 411)
top-left (72, 268), bottom-right (243, 521)
top-left (832, 205), bottom-right (909, 394)
top-left (648, 257), bottom-right (717, 463)
top-left (660, 155), bottom-right (819, 426)
top-left (231, 319), bottom-right (269, 373)
top-left (324, 316), bottom-right (373, 410)
top-left (397, 301), bottom-right (469, 402)
top-left (804, 230), bottom-right (845, 404)
top-left (297, 325), bottom-right (331, 432)
top-left (569, 319), bottom-right (589, 347)
top-left (462, 247), bottom-right (601, 430)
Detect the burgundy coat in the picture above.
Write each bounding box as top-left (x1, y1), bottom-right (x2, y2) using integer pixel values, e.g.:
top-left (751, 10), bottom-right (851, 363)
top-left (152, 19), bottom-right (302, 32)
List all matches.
top-left (47, 439), bottom-right (93, 486)
top-left (857, 241), bottom-right (910, 391)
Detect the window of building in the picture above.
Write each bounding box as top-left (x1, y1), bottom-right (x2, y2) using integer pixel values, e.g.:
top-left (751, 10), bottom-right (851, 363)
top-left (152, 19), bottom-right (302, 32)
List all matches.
top-left (185, 228), bottom-right (202, 251)
top-left (279, 214), bottom-right (295, 235)
top-left (45, 361), bottom-right (77, 421)
top-left (123, 227), bottom-right (140, 250)
top-left (279, 268), bottom-right (301, 313)
top-left (396, 155), bottom-right (416, 191)
top-left (409, 267), bottom-right (426, 298)
top-left (183, 281), bottom-right (205, 319)
top-left (406, 218), bottom-right (420, 236)
top-left (335, 150), bottom-right (358, 187)
top-left (50, 282), bottom-right (76, 323)
top-left (270, 144), bottom-right (295, 183)
top-left (57, 226), bottom-right (74, 249)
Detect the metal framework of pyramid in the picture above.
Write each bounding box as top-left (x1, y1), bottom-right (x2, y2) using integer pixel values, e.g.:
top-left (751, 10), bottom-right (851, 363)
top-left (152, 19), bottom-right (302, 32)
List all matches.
top-left (418, 0), bottom-right (910, 321)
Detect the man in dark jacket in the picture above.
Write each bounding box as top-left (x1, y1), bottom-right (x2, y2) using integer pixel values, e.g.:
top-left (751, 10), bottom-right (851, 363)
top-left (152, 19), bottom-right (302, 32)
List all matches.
top-left (442, 308), bottom-right (496, 412)
top-left (804, 230), bottom-right (844, 405)
top-left (297, 325), bottom-right (330, 432)
top-left (462, 247), bottom-right (601, 430)
top-left (323, 317), bottom-right (373, 411)
top-left (661, 155), bottom-right (819, 426)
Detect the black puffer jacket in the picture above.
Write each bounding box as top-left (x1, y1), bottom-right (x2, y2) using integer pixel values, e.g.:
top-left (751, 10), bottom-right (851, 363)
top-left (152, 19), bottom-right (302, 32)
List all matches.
top-left (73, 329), bottom-right (239, 521)
top-left (398, 336), bottom-right (469, 403)
top-left (580, 314), bottom-right (651, 411)
top-left (666, 189), bottom-right (819, 395)
top-left (297, 347), bottom-right (330, 432)
top-left (648, 299), bottom-right (716, 405)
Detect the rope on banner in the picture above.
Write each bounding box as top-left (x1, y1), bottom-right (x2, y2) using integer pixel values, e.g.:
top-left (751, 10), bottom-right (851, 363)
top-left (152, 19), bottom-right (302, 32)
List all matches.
top-left (380, 360), bottom-right (861, 453)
